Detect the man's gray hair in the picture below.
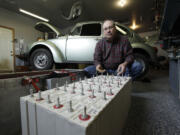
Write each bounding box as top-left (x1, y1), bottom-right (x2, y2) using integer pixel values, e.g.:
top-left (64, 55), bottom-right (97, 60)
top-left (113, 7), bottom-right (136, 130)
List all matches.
top-left (102, 19), bottom-right (115, 27)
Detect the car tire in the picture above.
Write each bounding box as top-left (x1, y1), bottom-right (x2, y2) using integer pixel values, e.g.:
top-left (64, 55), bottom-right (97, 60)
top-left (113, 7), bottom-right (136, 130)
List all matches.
top-left (134, 53), bottom-right (149, 78)
top-left (30, 48), bottom-right (53, 70)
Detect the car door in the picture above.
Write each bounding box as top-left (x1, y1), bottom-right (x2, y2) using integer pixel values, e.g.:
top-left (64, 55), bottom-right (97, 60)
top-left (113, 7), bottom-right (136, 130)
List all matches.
top-left (66, 23), bottom-right (102, 62)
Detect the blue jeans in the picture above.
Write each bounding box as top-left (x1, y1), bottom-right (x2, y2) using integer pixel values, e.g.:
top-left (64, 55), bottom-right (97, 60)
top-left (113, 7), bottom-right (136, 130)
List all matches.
top-left (84, 61), bottom-right (143, 80)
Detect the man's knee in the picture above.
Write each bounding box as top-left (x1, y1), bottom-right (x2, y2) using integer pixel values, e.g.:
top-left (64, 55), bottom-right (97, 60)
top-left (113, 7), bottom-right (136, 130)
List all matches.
top-left (84, 65), bottom-right (96, 72)
top-left (84, 65), bottom-right (96, 77)
top-left (129, 61), bottom-right (143, 80)
top-left (132, 61), bottom-right (143, 73)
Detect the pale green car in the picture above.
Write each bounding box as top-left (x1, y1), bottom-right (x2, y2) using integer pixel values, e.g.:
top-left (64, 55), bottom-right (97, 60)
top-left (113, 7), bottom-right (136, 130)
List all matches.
top-left (29, 21), bottom-right (158, 76)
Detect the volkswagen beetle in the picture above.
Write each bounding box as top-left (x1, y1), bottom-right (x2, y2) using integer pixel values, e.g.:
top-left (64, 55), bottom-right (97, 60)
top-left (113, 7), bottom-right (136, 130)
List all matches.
top-left (29, 21), bottom-right (158, 76)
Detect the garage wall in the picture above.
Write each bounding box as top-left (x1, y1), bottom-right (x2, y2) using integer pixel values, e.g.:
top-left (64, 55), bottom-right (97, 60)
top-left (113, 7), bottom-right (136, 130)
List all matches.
top-left (0, 8), bottom-right (42, 56)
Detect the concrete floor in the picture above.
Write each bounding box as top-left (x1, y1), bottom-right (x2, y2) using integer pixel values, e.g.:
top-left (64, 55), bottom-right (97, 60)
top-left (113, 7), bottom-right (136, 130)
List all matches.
top-left (123, 68), bottom-right (180, 135)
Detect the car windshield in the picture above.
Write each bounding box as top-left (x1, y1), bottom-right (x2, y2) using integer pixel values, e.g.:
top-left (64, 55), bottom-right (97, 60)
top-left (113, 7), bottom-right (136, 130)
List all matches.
top-left (71, 26), bottom-right (81, 35)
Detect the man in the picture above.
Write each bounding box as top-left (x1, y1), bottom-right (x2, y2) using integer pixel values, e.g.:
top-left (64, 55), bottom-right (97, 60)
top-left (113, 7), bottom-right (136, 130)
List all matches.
top-left (84, 20), bottom-right (143, 80)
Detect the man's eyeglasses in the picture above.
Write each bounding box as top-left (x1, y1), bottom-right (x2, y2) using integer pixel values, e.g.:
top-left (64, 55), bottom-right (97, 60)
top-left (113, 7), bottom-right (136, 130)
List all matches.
top-left (103, 25), bottom-right (115, 31)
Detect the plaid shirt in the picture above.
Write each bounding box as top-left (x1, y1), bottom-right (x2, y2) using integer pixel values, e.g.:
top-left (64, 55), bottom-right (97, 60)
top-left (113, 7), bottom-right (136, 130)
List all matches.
top-left (94, 35), bottom-right (134, 70)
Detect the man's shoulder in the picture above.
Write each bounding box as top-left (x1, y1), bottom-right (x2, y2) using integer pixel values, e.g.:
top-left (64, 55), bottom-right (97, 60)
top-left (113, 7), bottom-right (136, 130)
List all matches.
top-left (98, 38), bottom-right (106, 42)
top-left (97, 38), bottom-right (106, 45)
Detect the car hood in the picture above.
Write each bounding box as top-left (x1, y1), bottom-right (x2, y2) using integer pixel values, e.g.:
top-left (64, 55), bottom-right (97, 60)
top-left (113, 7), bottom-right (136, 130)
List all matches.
top-left (35, 22), bottom-right (62, 37)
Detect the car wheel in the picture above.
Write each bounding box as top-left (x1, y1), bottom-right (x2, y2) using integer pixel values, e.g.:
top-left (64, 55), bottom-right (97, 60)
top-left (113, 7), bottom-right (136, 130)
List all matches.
top-left (134, 53), bottom-right (149, 78)
top-left (30, 48), bottom-right (53, 70)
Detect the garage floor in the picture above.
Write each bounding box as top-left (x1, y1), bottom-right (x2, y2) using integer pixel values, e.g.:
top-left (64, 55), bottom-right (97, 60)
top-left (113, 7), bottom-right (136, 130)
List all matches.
top-left (122, 68), bottom-right (180, 135)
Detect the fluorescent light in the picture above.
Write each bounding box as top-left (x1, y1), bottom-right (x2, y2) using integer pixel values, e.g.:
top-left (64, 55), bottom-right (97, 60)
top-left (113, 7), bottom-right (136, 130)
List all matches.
top-left (19, 8), bottom-right (49, 22)
top-left (115, 26), bottom-right (127, 35)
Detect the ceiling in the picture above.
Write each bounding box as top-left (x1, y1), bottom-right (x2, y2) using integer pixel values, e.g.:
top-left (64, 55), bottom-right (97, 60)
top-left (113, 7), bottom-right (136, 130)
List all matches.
top-left (0, 0), bottom-right (165, 32)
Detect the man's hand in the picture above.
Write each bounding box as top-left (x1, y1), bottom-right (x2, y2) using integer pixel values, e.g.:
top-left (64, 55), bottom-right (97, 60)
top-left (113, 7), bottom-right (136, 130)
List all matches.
top-left (117, 62), bottom-right (128, 75)
top-left (96, 64), bottom-right (106, 73)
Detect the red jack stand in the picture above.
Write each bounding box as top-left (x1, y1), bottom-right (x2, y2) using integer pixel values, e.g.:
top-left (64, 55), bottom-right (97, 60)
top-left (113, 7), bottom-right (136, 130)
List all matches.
top-left (22, 76), bottom-right (40, 92)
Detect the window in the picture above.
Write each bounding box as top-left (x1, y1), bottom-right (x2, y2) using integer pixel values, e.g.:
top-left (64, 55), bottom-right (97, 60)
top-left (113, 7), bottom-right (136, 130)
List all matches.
top-left (80, 23), bottom-right (101, 36)
top-left (71, 26), bottom-right (81, 35)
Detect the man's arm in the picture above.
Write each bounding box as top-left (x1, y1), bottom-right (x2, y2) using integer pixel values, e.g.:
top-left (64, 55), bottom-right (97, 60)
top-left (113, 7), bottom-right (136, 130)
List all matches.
top-left (117, 37), bottom-right (134, 75)
top-left (124, 38), bottom-right (134, 65)
top-left (94, 41), bottom-right (106, 73)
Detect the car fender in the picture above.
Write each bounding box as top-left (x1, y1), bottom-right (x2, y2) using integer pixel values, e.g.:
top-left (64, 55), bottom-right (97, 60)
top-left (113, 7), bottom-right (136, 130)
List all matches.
top-left (131, 42), bottom-right (157, 62)
top-left (29, 41), bottom-right (64, 63)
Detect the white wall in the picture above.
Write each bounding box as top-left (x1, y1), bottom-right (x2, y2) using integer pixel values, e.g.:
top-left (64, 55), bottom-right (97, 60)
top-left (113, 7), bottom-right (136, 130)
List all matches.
top-left (0, 8), bottom-right (43, 66)
top-left (0, 8), bottom-right (43, 55)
